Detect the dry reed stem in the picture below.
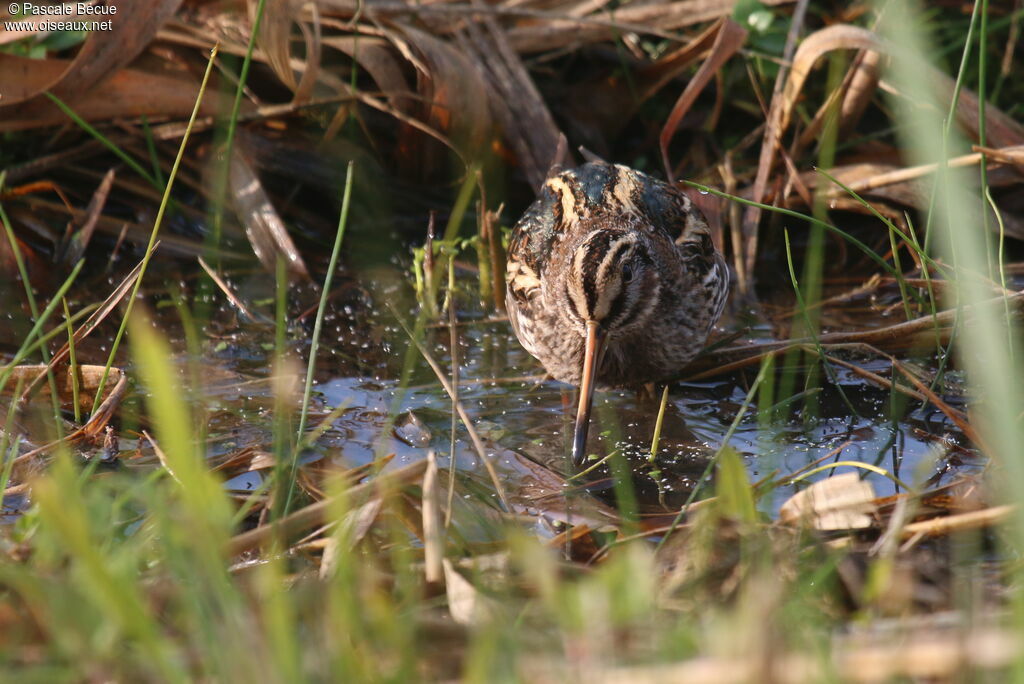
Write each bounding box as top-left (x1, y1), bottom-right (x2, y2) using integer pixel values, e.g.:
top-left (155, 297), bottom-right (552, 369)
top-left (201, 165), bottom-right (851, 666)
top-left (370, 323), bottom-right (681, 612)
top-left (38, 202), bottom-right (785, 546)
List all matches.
top-left (197, 257), bottom-right (263, 322)
top-left (686, 291), bottom-right (1024, 380)
top-left (898, 504), bottom-right (1013, 539)
top-left (741, 0), bottom-right (810, 284)
top-left (386, 304), bottom-right (512, 511)
top-left (422, 450), bottom-right (444, 584)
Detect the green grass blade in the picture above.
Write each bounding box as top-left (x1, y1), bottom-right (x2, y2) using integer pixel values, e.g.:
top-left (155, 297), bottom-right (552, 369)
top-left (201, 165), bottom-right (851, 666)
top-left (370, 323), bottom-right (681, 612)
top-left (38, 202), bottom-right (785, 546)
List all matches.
top-left (90, 44), bottom-right (220, 416)
top-left (288, 161), bottom-right (356, 515)
top-left (210, 0), bottom-right (268, 250)
top-left (44, 93), bottom-right (159, 190)
top-left (62, 298), bottom-right (81, 424)
top-left (716, 446), bottom-right (757, 523)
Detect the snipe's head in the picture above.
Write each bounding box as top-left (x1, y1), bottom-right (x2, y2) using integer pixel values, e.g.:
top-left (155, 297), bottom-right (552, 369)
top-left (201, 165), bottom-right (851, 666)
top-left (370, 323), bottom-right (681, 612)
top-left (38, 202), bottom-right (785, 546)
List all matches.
top-left (556, 226), bottom-right (662, 466)
top-left (560, 228), bottom-right (660, 339)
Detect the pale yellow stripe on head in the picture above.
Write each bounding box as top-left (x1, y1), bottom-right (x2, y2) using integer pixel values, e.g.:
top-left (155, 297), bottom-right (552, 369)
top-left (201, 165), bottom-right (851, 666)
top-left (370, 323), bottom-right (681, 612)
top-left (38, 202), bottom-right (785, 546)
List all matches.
top-left (545, 176), bottom-right (579, 226)
top-left (568, 246), bottom-right (590, 320)
top-left (610, 165), bottom-right (641, 216)
top-left (676, 212), bottom-right (709, 245)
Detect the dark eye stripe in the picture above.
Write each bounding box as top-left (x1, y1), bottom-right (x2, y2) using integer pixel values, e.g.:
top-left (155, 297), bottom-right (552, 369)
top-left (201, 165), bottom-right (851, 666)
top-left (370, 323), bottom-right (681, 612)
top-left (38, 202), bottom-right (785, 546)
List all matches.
top-left (608, 253), bottom-right (654, 329)
top-left (605, 288), bottom-right (630, 328)
top-left (565, 281), bottom-right (582, 322)
top-left (580, 232), bottom-right (619, 314)
top-left (548, 188), bottom-right (564, 232)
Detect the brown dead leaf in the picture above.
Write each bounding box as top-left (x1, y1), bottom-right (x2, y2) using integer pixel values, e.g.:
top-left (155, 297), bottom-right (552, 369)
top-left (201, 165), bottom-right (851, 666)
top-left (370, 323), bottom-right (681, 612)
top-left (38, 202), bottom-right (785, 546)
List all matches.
top-left (898, 505), bottom-right (1014, 541)
top-left (8, 365), bottom-right (128, 468)
top-left (0, 0), bottom-right (182, 132)
top-left (394, 411), bottom-right (432, 448)
top-left (256, 0), bottom-right (323, 105)
top-left (839, 48), bottom-right (882, 136)
top-left (0, 60), bottom-right (224, 133)
top-left (392, 25), bottom-right (493, 169)
top-left (660, 17), bottom-right (747, 181)
top-left (0, 0), bottom-right (181, 108)
top-left (558, 19), bottom-right (721, 155)
top-left (0, 2), bottom-right (92, 45)
top-left (503, 0), bottom-right (794, 53)
top-left (5, 364), bottom-right (123, 418)
top-left (321, 35), bottom-right (413, 110)
top-left (457, 12), bottom-right (563, 189)
top-left (781, 25), bottom-right (1024, 149)
top-left (228, 458), bottom-right (429, 556)
top-left (17, 250), bottom-right (149, 405)
top-left (685, 291), bottom-right (1024, 380)
top-left (502, 449), bottom-right (620, 530)
top-left (794, 156), bottom-right (1024, 240)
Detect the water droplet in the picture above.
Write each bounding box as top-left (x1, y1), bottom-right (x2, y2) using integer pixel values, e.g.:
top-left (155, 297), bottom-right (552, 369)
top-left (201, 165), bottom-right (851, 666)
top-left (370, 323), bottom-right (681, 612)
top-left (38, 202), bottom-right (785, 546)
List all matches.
top-left (699, 189), bottom-right (709, 195)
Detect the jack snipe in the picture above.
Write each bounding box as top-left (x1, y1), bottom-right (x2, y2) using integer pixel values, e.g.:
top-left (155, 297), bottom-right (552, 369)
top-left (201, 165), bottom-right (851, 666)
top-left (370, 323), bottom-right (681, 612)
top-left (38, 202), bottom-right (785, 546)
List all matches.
top-left (506, 161), bottom-right (729, 464)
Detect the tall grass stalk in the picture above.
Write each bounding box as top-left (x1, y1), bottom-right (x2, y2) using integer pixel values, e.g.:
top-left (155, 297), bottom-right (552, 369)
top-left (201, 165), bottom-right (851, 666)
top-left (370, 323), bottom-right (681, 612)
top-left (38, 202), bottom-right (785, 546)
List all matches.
top-left (423, 167), bottom-right (479, 317)
top-left (903, 214), bottom-right (942, 343)
top-left (794, 50), bottom-right (846, 420)
top-left (90, 45), bottom-right (219, 416)
top-left (446, 256), bottom-right (460, 528)
top-left (271, 255), bottom-right (296, 521)
top-left (27, 453), bottom-right (183, 680)
top-left (43, 94), bottom-right (160, 190)
top-left (594, 403), bottom-right (638, 532)
top-left (210, 0), bottom-right (268, 249)
top-left (986, 189), bottom-right (1015, 360)
top-left (921, 0), bottom-right (982, 259)
top-left (648, 385), bottom-right (670, 461)
top-left (140, 114), bottom-right (166, 187)
top-left (0, 257), bottom-right (84, 396)
top-left (920, 0), bottom-right (985, 392)
top-left (0, 377), bottom-right (25, 508)
top-left (887, 224), bottom-right (914, 321)
top-left (879, 0), bottom-right (1024, 656)
top-left (684, 182), bottom-right (903, 279)
top-left (783, 230), bottom-right (859, 418)
top-left (0, 172), bottom-right (67, 435)
top-left (815, 169), bottom-right (931, 320)
top-left (977, 0), bottom-right (993, 278)
top-left (61, 298), bottom-right (81, 424)
top-left (128, 310), bottom-right (231, 527)
top-left (284, 161), bottom-right (355, 518)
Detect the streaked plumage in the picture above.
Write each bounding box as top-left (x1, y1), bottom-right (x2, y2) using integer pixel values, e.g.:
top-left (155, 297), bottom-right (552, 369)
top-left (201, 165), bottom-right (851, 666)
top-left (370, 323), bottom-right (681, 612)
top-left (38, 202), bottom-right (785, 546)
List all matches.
top-left (505, 161), bottom-right (729, 462)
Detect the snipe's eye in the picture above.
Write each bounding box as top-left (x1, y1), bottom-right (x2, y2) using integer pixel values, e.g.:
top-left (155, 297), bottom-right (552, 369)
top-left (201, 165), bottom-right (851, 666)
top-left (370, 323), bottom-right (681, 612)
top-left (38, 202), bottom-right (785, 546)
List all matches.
top-left (622, 264), bottom-right (634, 283)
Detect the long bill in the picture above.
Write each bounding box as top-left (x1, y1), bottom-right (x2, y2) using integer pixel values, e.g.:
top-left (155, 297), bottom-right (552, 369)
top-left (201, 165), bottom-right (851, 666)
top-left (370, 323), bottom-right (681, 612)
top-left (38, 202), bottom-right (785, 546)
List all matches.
top-left (571, 319), bottom-right (605, 466)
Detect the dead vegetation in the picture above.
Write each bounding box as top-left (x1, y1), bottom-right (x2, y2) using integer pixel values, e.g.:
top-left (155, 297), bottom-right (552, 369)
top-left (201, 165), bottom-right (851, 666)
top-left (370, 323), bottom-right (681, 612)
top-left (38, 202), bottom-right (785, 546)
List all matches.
top-left (1, 0), bottom-right (1024, 679)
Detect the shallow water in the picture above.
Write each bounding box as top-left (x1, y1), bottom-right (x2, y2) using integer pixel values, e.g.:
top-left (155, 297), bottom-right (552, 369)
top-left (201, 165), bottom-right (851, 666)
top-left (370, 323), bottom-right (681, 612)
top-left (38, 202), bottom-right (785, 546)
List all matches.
top-left (202, 263), bottom-right (985, 517)
top-left (0, 253), bottom-right (984, 521)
